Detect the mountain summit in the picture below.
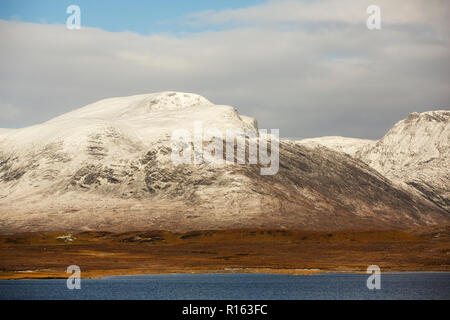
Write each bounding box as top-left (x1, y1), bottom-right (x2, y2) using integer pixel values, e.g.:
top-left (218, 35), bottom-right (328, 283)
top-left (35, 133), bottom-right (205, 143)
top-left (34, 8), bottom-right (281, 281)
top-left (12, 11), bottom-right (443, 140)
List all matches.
top-left (357, 110), bottom-right (450, 211)
top-left (297, 110), bottom-right (449, 212)
top-left (0, 94), bottom-right (448, 233)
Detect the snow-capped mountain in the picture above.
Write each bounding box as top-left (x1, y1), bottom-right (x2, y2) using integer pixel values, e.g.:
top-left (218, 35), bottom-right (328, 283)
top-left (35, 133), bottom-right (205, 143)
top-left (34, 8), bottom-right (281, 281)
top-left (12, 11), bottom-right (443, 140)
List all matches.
top-left (357, 111), bottom-right (450, 212)
top-left (296, 110), bottom-right (449, 212)
top-left (0, 93), bottom-right (447, 233)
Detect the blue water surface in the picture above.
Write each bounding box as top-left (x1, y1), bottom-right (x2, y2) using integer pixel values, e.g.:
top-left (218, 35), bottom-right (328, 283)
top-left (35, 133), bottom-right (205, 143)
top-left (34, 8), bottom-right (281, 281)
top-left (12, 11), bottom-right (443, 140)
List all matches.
top-left (1, 272), bottom-right (449, 300)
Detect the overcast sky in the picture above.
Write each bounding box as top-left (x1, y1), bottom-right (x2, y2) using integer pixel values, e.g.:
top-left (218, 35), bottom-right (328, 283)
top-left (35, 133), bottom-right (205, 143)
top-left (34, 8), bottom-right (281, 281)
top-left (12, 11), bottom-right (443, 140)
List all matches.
top-left (0, 0), bottom-right (449, 139)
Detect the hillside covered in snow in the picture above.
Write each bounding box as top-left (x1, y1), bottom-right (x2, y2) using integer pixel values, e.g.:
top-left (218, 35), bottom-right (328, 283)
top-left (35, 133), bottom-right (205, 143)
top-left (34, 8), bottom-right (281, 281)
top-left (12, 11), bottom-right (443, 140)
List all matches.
top-left (296, 136), bottom-right (376, 157)
top-left (0, 93), bottom-right (448, 233)
top-left (296, 111), bottom-right (449, 212)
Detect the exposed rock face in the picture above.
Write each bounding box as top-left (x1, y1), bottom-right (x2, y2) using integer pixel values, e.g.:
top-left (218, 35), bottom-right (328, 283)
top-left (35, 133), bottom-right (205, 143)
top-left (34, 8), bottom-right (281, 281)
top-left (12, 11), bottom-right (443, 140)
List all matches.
top-left (0, 93), bottom-right (448, 233)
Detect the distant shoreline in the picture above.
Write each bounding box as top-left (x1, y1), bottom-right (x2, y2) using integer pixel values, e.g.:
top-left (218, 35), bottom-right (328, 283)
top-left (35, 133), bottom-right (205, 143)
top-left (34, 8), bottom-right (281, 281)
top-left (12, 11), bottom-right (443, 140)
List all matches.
top-left (2, 270), bottom-right (450, 281)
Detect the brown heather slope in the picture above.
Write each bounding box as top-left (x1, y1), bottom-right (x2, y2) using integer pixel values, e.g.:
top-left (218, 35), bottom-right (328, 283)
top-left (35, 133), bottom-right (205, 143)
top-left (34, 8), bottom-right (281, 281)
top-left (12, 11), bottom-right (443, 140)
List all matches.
top-left (0, 227), bottom-right (449, 279)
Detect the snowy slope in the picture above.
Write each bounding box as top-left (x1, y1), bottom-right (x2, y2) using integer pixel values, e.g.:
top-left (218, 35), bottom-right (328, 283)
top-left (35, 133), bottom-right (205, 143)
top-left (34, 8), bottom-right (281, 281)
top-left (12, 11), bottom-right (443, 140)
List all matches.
top-left (0, 91), bottom-right (257, 202)
top-left (357, 111), bottom-right (450, 211)
top-left (2, 92), bottom-right (256, 153)
top-left (0, 129), bottom-right (14, 137)
top-left (294, 111), bottom-right (450, 212)
top-left (296, 136), bottom-right (376, 157)
top-left (0, 93), bottom-right (447, 233)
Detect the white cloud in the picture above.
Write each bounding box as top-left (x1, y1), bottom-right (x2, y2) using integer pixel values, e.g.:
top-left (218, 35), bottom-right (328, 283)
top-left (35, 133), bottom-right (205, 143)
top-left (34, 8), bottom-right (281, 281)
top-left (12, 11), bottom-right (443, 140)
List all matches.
top-left (186, 0), bottom-right (449, 30)
top-left (0, 0), bottom-right (449, 138)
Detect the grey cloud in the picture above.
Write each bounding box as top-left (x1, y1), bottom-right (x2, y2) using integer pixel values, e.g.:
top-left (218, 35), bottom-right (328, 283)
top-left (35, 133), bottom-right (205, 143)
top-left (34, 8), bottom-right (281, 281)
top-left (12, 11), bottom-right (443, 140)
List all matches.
top-left (0, 0), bottom-right (449, 139)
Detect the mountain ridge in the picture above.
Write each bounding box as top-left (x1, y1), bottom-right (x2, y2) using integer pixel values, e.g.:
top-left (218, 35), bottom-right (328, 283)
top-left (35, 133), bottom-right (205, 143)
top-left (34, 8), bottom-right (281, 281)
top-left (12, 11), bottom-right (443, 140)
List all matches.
top-left (0, 93), bottom-right (448, 233)
top-left (296, 110), bottom-right (449, 212)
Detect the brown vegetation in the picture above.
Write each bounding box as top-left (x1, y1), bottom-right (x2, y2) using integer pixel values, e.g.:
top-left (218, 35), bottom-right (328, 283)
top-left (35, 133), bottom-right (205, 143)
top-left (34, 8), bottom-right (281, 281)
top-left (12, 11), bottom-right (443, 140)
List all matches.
top-left (0, 226), bottom-right (449, 279)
